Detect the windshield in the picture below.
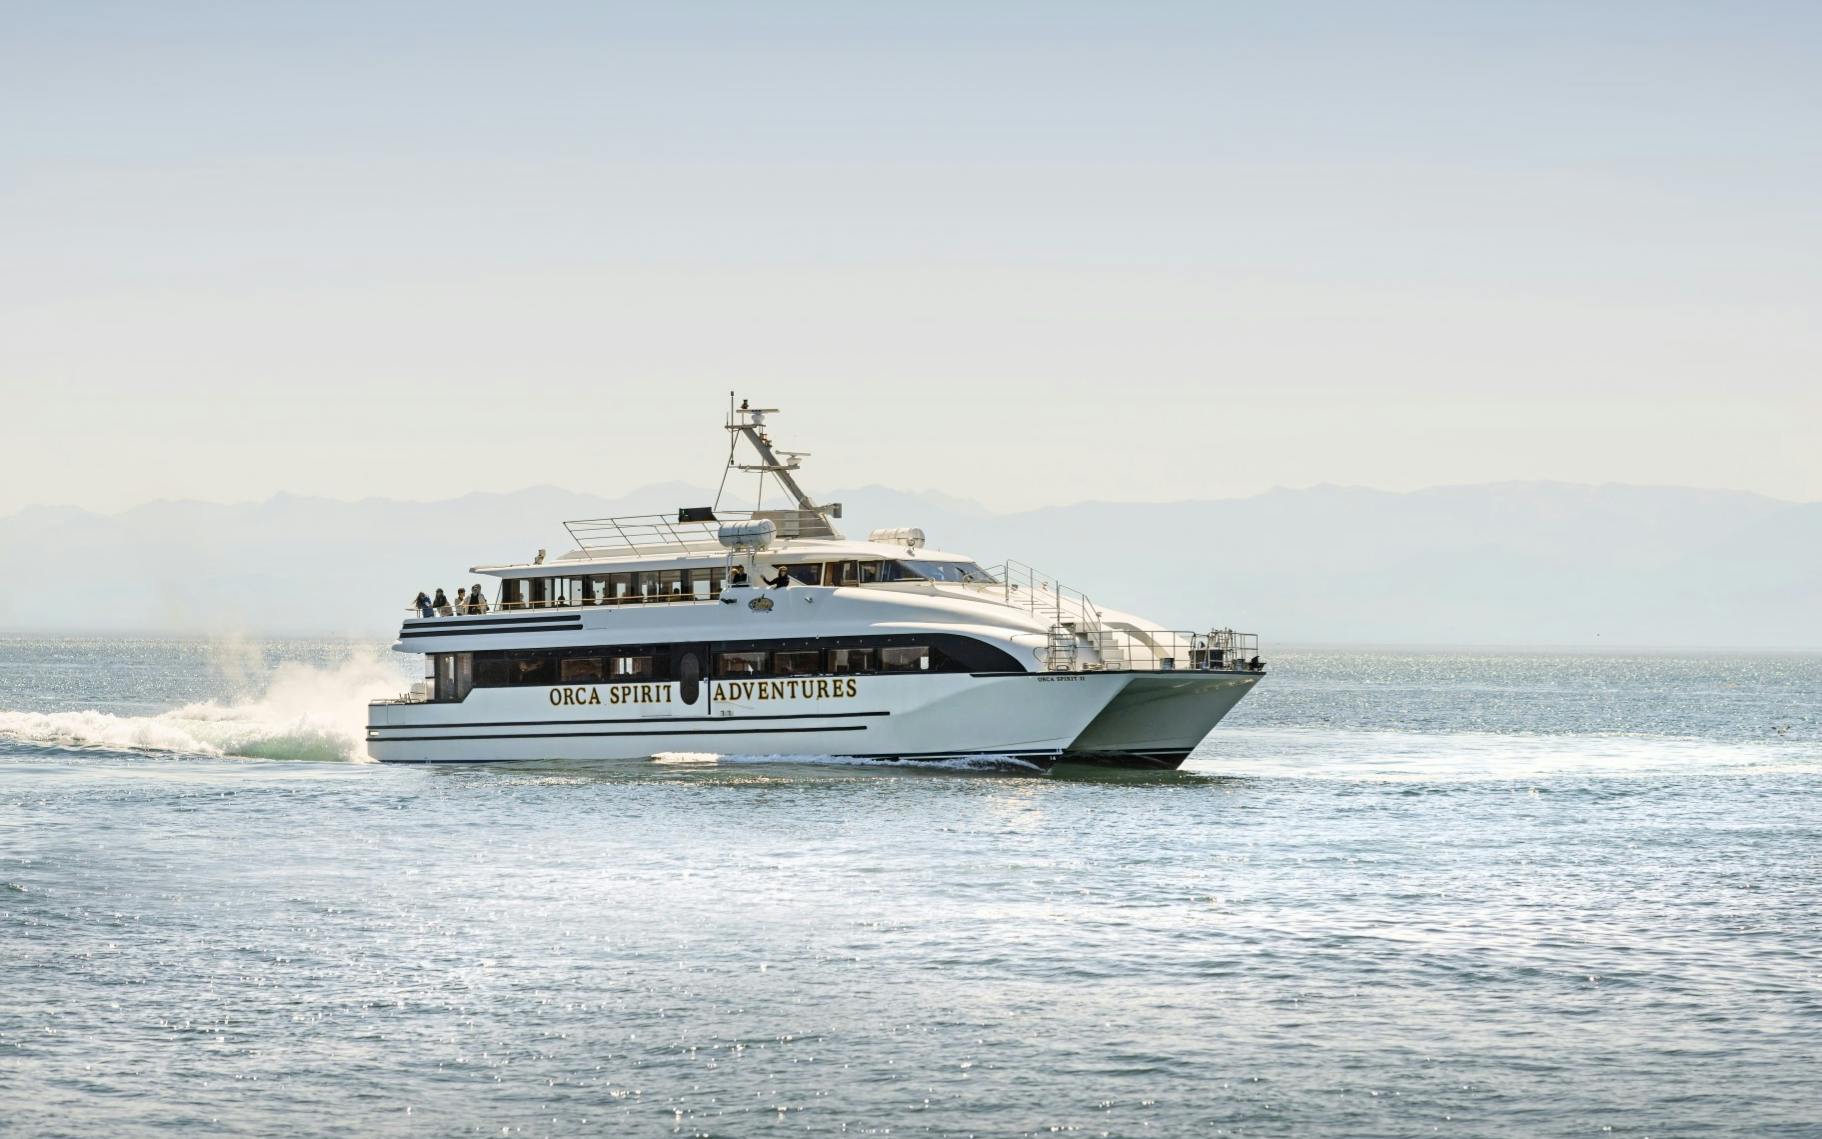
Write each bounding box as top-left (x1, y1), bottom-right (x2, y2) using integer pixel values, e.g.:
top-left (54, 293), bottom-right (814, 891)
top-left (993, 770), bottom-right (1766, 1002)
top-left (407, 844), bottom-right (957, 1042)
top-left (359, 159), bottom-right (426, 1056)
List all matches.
top-left (897, 559), bottom-right (998, 584)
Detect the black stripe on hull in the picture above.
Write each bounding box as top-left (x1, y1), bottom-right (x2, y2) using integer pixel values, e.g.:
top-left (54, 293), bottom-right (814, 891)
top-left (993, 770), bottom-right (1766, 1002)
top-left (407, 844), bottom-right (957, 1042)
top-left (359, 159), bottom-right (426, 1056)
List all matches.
top-left (400, 623), bottom-right (582, 640)
top-left (402, 614), bottom-right (590, 630)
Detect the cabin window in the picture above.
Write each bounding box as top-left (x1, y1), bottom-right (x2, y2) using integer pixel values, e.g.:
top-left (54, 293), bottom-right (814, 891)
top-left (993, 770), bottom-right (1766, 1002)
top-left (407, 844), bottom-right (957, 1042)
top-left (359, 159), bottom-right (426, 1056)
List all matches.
top-left (561, 656), bottom-right (606, 684)
top-left (576, 577), bottom-right (597, 605)
top-left (655, 569), bottom-right (685, 597)
top-left (528, 578), bottom-right (549, 608)
top-left (783, 563), bottom-right (823, 586)
top-left (511, 654), bottom-right (556, 685)
top-left (693, 572), bottom-right (716, 601)
top-left (714, 651), bottom-right (767, 677)
top-left (612, 654), bottom-right (655, 679)
top-left (829, 560), bottom-right (860, 586)
top-left (474, 655), bottom-right (511, 687)
top-left (857, 560), bottom-right (884, 584)
top-left (773, 650), bottom-right (820, 676)
top-left (432, 653), bottom-right (473, 701)
top-left (880, 646), bottom-right (930, 672)
top-left (501, 580), bottom-right (526, 610)
top-left (828, 647), bottom-right (872, 674)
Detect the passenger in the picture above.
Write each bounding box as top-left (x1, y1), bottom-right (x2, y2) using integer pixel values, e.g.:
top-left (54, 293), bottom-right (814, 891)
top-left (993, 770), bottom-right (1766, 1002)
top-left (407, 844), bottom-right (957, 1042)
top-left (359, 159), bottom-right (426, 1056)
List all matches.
top-left (728, 564), bottom-right (750, 588)
top-left (414, 591), bottom-right (434, 619)
top-left (468, 585), bottom-right (489, 614)
top-left (454, 587), bottom-right (467, 614)
top-left (434, 588), bottom-right (452, 617)
top-left (763, 568), bottom-right (792, 589)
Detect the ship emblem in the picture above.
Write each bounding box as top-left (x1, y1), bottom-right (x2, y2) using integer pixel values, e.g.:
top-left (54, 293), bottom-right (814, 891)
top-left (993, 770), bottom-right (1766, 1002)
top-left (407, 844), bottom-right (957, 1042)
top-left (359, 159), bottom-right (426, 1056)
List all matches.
top-left (748, 595), bottom-right (775, 612)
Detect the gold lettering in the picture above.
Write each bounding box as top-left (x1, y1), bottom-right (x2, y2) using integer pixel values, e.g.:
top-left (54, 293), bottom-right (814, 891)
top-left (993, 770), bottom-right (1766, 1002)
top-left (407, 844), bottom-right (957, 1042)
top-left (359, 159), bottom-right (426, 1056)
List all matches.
top-left (847, 678), bottom-right (858, 697)
top-left (588, 689), bottom-right (600, 705)
top-left (548, 688), bottom-right (562, 706)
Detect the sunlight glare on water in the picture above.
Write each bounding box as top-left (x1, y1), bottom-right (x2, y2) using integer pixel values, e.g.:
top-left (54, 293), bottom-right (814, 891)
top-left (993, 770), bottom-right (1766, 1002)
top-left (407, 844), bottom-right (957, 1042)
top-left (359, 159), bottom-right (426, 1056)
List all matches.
top-left (1, 639), bottom-right (1818, 1136)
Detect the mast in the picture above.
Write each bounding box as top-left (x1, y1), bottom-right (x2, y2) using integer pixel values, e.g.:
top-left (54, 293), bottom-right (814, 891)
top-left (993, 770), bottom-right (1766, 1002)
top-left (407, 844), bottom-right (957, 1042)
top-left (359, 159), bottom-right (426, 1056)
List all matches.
top-left (724, 393), bottom-right (841, 520)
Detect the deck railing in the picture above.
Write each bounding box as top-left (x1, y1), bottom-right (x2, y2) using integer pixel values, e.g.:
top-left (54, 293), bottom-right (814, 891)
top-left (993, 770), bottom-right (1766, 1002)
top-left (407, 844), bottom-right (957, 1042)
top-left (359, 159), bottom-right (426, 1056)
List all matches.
top-left (1060, 627), bottom-right (1262, 673)
top-left (561, 508), bottom-right (839, 556)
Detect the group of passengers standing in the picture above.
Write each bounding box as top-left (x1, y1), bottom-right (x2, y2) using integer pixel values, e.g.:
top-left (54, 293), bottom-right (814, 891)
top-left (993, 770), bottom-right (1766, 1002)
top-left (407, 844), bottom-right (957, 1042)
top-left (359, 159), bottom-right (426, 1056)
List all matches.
top-left (414, 565), bottom-right (798, 619)
top-left (413, 586), bottom-right (489, 619)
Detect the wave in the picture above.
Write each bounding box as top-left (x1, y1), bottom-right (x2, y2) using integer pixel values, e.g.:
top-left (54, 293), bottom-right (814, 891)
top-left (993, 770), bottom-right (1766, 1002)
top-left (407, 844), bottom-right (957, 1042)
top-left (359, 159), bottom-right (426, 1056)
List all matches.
top-left (0, 654), bottom-right (406, 763)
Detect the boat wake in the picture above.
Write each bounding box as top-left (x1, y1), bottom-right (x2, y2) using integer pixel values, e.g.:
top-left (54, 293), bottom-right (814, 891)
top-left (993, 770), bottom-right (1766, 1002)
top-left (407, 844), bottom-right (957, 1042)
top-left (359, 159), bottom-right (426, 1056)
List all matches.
top-left (0, 655), bottom-right (405, 763)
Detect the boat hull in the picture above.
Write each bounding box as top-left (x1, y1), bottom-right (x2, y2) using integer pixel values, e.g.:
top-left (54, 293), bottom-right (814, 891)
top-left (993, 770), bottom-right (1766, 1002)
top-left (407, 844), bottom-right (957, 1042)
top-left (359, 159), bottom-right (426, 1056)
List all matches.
top-left (367, 672), bottom-right (1134, 768)
top-left (1061, 671), bottom-right (1262, 770)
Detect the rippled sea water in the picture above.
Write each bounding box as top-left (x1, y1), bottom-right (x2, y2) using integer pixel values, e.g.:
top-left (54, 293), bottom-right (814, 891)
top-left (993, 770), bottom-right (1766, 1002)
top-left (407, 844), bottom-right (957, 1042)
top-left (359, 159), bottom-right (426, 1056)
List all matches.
top-left (2, 638), bottom-right (1819, 1137)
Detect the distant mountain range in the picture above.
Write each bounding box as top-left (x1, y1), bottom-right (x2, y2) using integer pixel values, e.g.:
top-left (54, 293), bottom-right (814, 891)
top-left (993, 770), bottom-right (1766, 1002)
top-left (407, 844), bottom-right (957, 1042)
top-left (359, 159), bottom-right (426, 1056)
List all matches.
top-left (2, 482), bottom-right (1815, 648)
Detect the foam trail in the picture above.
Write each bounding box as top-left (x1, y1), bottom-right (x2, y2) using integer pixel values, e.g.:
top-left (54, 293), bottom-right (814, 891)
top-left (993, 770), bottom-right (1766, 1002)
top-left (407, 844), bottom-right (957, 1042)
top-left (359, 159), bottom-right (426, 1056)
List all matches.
top-left (0, 654), bottom-right (406, 763)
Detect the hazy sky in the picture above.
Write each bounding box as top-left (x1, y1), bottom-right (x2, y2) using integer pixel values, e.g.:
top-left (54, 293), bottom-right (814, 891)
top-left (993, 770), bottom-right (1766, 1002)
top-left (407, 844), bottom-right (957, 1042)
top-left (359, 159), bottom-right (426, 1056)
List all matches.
top-left (4, 1), bottom-right (1818, 515)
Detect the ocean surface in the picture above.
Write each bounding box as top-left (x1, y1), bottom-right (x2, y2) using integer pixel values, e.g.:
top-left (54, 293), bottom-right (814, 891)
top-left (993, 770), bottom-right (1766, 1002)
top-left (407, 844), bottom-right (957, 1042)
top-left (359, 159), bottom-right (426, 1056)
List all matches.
top-left (2, 638), bottom-right (1819, 1138)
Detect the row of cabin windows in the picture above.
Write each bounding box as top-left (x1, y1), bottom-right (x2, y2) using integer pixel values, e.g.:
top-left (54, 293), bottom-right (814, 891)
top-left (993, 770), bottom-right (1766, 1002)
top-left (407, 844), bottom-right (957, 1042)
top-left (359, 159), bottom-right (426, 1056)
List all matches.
top-left (426, 635), bottom-right (1021, 701)
top-left (494, 559), bottom-right (997, 609)
top-left (502, 569), bottom-right (714, 609)
top-left (442, 644), bottom-right (942, 692)
top-left (713, 646), bottom-right (928, 677)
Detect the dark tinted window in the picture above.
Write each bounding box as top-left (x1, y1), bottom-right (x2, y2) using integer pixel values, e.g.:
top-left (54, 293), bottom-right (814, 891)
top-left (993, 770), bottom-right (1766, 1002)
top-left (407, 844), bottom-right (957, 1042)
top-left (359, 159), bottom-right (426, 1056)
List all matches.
top-left (774, 650), bottom-right (820, 676)
top-left (783, 563), bottom-right (823, 585)
top-left (561, 657), bottom-right (605, 683)
top-left (715, 651), bottom-right (767, 677)
top-left (512, 654), bottom-right (556, 685)
top-left (880, 646), bottom-right (930, 672)
top-left (474, 655), bottom-right (511, 687)
top-left (828, 648), bottom-right (872, 674)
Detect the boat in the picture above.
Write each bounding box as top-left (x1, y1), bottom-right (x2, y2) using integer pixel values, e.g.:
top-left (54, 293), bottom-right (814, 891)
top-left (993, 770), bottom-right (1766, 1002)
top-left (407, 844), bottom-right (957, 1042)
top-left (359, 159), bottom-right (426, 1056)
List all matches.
top-left (366, 397), bottom-right (1265, 769)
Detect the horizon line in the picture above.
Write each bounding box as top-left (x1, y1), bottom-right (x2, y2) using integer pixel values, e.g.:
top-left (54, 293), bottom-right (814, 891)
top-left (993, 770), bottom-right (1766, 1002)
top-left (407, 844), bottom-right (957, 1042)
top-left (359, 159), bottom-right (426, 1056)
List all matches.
top-left (6, 477), bottom-right (1814, 521)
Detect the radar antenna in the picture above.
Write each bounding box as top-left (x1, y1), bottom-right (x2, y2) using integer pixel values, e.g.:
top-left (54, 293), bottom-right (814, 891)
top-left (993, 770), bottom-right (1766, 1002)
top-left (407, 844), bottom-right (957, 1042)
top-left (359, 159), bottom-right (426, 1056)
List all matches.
top-left (718, 393), bottom-right (841, 522)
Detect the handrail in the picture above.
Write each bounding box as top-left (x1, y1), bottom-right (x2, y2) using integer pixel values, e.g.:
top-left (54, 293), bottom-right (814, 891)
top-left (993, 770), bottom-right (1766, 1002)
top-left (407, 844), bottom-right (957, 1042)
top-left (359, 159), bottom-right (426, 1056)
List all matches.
top-left (983, 560), bottom-right (1105, 633)
top-left (561, 508), bottom-right (839, 556)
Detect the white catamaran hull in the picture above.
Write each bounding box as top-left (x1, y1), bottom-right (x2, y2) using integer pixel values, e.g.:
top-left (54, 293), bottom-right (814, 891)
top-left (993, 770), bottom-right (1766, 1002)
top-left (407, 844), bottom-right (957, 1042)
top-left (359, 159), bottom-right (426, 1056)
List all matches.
top-left (367, 670), bottom-right (1256, 768)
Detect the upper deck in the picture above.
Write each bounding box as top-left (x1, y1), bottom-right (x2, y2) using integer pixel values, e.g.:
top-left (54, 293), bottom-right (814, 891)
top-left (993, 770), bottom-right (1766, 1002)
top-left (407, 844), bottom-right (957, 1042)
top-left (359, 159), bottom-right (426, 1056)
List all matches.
top-left (399, 395), bottom-right (1264, 679)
